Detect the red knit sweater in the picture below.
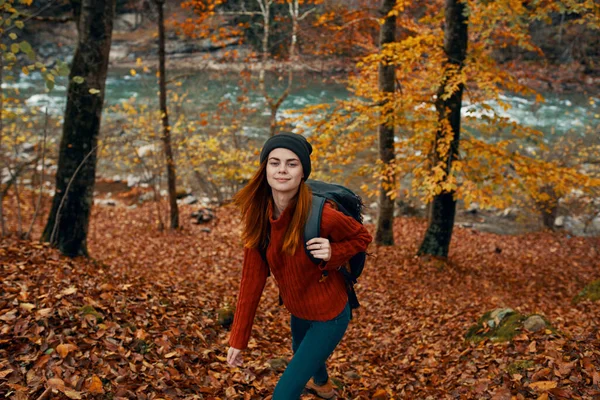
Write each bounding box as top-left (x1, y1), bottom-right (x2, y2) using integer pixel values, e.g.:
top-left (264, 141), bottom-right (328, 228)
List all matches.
top-left (229, 200), bottom-right (373, 350)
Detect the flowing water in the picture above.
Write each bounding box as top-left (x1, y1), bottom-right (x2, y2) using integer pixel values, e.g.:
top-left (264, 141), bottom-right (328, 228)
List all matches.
top-left (10, 68), bottom-right (600, 139)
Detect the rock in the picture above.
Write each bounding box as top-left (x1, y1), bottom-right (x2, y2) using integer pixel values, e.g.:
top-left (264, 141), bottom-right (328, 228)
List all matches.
top-left (182, 195), bottom-right (198, 205)
top-left (467, 309), bottom-right (554, 343)
top-left (267, 358), bottom-right (289, 372)
top-left (498, 207), bottom-right (516, 219)
top-left (466, 202), bottom-right (479, 214)
top-left (554, 216), bottom-right (564, 227)
top-left (94, 199), bottom-right (118, 207)
top-left (523, 315), bottom-right (546, 332)
top-left (165, 37), bottom-right (241, 55)
top-left (369, 202), bottom-right (378, 210)
top-left (217, 305), bottom-right (234, 329)
top-left (109, 44), bottom-right (130, 62)
top-left (488, 308), bottom-right (514, 328)
top-left (137, 144), bottom-right (156, 158)
top-left (570, 189), bottom-right (584, 198)
top-left (344, 371), bottom-right (361, 380)
top-left (22, 142), bottom-right (36, 152)
top-left (592, 216), bottom-right (600, 234)
top-left (138, 192), bottom-right (155, 203)
top-left (564, 216), bottom-right (585, 235)
top-left (127, 174), bottom-right (140, 187)
top-left (115, 13), bottom-right (140, 30)
top-left (191, 208), bottom-right (215, 224)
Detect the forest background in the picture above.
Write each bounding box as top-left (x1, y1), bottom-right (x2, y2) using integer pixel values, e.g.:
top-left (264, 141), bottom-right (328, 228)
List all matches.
top-left (0, 0), bottom-right (600, 399)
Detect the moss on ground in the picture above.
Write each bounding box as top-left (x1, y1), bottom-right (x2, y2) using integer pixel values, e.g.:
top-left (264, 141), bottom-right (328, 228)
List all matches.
top-left (79, 304), bottom-right (103, 322)
top-left (573, 279), bottom-right (600, 303)
top-left (465, 309), bottom-right (555, 343)
top-left (507, 360), bottom-right (535, 375)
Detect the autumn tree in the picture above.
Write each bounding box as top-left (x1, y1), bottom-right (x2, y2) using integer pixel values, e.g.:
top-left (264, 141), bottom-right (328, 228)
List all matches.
top-left (374, 0), bottom-right (396, 246)
top-left (417, 0), bottom-right (468, 257)
top-left (298, 0), bottom-right (600, 257)
top-left (0, 0), bottom-right (69, 236)
top-left (154, 0), bottom-right (179, 229)
top-left (42, 0), bottom-right (116, 256)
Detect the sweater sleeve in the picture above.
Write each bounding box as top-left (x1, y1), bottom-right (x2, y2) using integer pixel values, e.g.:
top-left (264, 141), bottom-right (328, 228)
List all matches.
top-left (317, 202), bottom-right (373, 271)
top-left (228, 246), bottom-right (268, 350)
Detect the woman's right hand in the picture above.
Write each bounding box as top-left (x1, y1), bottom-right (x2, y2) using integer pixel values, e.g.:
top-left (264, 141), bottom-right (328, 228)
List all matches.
top-left (227, 347), bottom-right (243, 367)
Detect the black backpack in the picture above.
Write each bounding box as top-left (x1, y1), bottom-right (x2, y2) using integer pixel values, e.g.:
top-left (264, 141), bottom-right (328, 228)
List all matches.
top-left (259, 179), bottom-right (367, 310)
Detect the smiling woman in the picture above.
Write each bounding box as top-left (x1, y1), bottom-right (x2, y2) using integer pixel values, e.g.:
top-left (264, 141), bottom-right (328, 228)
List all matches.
top-left (225, 133), bottom-right (373, 399)
top-left (267, 149), bottom-right (304, 213)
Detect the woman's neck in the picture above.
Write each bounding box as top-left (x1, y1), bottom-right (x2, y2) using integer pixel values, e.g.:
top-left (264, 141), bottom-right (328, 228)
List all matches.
top-left (271, 188), bottom-right (298, 219)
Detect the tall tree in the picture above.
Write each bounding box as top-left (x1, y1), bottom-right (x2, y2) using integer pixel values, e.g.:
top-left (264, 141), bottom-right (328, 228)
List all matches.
top-left (155, 0), bottom-right (179, 229)
top-left (374, 0), bottom-right (396, 246)
top-left (42, 0), bottom-right (116, 256)
top-left (417, 0), bottom-right (468, 257)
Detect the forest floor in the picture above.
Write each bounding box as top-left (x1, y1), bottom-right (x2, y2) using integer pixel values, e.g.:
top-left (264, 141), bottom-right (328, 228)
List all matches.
top-left (1, 198), bottom-right (599, 399)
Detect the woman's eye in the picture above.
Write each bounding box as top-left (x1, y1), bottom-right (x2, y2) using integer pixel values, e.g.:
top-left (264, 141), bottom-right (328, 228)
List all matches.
top-left (288, 163), bottom-right (297, 167)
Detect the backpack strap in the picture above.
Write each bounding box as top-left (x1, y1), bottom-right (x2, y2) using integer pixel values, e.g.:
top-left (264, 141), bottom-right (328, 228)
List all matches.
top-left (303, 194), bottom-right (326, 264)
top-left (258, 226), bottom-right (284, 306)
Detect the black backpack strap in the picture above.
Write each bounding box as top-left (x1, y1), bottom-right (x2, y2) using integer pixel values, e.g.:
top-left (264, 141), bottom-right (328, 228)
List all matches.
top-left (258, 228), bottom-right (283, 306)
top-left (304, 195), bottom-right (326, 264)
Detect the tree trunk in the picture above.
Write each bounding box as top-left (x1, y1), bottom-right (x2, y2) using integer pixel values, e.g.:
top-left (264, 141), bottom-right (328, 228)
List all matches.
top-left (535, 185), bottom-right (559, 230)
top-left (41, 0), bottom-right (116, 257)
top-left (155, 0), bottom-right (179, 229)
top-left (417, 0), bottom-right (468, 258)
top-left (0, 55), bottom-right (5, 237)
top-left (375, 0), bottom-right (396, 246)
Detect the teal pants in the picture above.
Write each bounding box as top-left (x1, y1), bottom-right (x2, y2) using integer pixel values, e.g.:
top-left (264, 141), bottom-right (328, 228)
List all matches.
top-left (273, 302), bottom-right (351, 399)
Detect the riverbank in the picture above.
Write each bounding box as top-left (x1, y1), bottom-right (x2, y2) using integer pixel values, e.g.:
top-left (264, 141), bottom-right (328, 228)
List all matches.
top-left (28, 11), bottom-right (600, 96)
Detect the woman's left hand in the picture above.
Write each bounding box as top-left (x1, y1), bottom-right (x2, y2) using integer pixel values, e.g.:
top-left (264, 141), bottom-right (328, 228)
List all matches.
top-left (306, 237), bottom-right (331, 262)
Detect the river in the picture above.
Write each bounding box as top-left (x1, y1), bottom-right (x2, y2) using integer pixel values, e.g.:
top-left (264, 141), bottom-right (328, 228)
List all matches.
top-left (9, 68), bottom-right (600, 139)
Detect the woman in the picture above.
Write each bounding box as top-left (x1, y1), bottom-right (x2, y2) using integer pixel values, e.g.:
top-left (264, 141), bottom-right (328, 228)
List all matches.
top-left (226, 133), bottom-right (372, 399)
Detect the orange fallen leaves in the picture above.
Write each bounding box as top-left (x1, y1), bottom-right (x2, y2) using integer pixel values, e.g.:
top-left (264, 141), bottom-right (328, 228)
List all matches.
top-left (84, 375), bottom-right (104, 394)
top-left (529, 380), bottom-right (558, 391)
top-left (56, 343), bottom-right (77, 358)
top-left (0, 201), bottom-right (599, 399)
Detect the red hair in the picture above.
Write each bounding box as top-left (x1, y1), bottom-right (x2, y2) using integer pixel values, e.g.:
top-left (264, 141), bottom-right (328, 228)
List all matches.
top-left (233, 160), bottom-right (312, 255)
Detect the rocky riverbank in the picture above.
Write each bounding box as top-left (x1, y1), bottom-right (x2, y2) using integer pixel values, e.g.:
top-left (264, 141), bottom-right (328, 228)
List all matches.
top-left (28, 12), bottom-right (600, 94)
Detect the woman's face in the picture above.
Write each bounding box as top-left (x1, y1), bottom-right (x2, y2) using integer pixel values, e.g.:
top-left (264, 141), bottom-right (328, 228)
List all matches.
top-left (266, 148), bottom-right (304, 194)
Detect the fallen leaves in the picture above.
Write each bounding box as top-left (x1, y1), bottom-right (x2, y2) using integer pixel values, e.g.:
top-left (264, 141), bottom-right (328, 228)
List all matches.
top-left (46, 378), bottom-right (82, 399)
top-left (56, 343), bottom-right (77, 358)
top-left (0, 202), bottom-right (599, 399)
top-left (84, 375), bottom-right (104, 394)
top-left (529, 380), bottom-right (557, 391)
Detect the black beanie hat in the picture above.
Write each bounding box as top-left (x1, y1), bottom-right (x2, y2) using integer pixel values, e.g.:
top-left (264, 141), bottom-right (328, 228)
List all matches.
top-left (259, 133), bottom-right (313, 180)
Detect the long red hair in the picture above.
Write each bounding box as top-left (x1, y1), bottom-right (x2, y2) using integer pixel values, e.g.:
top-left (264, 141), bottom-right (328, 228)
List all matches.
top-left (233, 160), bottom-right (312, 255)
